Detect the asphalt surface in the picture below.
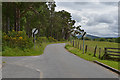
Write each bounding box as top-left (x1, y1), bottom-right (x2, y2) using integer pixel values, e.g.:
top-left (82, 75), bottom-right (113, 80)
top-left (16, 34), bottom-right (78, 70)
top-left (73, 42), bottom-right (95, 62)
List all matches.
top-left (2, 43), bottom-right (118, 78)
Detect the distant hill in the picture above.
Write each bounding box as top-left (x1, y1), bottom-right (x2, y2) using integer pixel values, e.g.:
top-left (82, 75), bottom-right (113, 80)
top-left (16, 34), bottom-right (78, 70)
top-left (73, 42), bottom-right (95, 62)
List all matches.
top-left (77, 34), bottom-right (118, 39)
top-left (77, 34), bottom-right (100, 39)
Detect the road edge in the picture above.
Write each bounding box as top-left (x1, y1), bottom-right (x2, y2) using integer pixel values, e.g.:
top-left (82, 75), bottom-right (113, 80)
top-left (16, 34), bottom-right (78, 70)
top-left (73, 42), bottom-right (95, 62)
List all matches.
top-left (93, 60), bottom-right (120, 75)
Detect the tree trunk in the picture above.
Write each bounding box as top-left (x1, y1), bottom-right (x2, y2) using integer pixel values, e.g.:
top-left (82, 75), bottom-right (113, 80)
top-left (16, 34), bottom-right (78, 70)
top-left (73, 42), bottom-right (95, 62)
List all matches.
top-left (7, 17), bottom-right (10, 31)
top-left (5, 17), bottom-right (8, 33)
top-left (15, 8), bottom-right (20, 31)
top-left (5, 17), bottom-right (10, 33)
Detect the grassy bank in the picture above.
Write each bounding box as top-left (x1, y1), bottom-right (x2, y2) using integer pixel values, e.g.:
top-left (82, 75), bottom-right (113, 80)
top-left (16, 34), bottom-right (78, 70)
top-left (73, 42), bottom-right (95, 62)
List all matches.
top-left (2, 42), bottom-right (49, 56)
top-left (72, 40), bottom-right (119, 58)
top-left (65, 43), bottom-right (119, 70)
top-left (2, 41), bottom-right (66, 56)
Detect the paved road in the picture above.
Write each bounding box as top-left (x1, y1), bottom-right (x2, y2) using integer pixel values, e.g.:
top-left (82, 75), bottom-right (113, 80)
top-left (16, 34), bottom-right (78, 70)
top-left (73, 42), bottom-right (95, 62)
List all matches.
top-left (2, 43), bottom-right (118, 78)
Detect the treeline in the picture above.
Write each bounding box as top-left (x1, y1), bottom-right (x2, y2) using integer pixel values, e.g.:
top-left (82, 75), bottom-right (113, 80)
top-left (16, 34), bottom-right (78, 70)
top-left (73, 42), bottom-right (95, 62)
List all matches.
top-left (2, 2), bottom-right (78, 41)
top-left (79, 37), bottom-right (120, 43)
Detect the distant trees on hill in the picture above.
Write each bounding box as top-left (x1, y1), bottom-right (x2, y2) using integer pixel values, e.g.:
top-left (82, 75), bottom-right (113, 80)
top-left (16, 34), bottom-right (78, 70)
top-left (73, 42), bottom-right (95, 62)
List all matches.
top-left (79, 37), bottom-right (92, 40)
top-left (78, 37), bottom-right (120, 43)
top-left (93, 37), bottom-right (119, 43)
top-left (115, 37), bottom-right (120, 43)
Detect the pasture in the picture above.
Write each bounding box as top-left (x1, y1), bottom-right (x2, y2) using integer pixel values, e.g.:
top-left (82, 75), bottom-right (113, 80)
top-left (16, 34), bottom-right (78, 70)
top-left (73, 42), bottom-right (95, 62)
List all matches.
top-left (71, 40), bottom-right (119, 59)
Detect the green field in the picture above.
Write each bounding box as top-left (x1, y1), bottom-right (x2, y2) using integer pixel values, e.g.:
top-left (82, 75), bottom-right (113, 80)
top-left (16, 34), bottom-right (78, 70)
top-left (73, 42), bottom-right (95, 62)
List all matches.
top-left (65, 40), bottom-right (119, 70)
top-left (72, 40), bottom-right (119, 58)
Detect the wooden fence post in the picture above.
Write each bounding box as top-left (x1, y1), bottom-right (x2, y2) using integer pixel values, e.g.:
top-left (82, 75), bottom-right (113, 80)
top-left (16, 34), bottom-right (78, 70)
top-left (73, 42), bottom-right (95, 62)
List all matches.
top-left (99, 48), bottom-right (101, 59)
top-left (85, 45), bottom-right (87, 53)
top-left (105, 48), bottom-right (107, 59)
top-left (101, 48), bottom-right (107, 59)
top-left (93, 45), bottom-right (97, 57)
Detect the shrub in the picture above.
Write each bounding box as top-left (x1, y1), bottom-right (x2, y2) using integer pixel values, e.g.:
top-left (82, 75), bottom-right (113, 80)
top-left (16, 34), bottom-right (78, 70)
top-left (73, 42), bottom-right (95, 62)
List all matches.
top-left (48, 36), bottom-right (57, 42)
top-left (99, 38), bottom-right (106, 41)
top-left (115, 37), bottom-right (120, 43)
top-left (84, 37), bottom-right (91, 40)
top-left (2, 30), bottom-right (33, 50)
top-left (36, 37), bottom-right (48, 43)
top-left (107, 39), bottom-right (115, 42)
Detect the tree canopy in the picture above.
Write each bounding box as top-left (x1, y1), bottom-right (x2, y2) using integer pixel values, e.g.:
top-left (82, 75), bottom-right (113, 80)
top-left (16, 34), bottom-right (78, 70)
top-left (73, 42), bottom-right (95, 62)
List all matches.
top-left (2, 2), bottom-right (81, 41)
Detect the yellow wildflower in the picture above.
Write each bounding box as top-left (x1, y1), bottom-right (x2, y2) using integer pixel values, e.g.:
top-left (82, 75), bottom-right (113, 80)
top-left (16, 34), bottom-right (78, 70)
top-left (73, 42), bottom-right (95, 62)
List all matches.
top-left (18, 31), bottom-right (20, 34)
top-left (12, 30), bottom-right (15, 32)
top-left (13, 37), bottom-right (16, 40)
top-left (19, 37), bottom-right (23, 39)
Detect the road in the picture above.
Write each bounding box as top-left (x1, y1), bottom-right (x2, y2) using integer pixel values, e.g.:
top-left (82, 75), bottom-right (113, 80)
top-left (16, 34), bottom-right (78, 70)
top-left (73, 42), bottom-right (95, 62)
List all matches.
top-left (2, 43), bottom-right (118, 78)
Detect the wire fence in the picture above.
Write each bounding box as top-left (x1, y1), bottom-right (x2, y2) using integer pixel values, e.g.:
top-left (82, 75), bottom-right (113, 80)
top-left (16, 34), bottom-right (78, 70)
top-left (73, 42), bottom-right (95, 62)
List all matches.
top-left (70, 40), bottom-right (119, 60)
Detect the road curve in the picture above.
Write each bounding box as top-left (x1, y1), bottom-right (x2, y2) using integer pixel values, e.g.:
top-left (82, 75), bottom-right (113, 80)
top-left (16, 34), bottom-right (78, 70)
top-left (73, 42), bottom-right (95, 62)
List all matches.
top-left (2, 43), bottom-right (118, 78)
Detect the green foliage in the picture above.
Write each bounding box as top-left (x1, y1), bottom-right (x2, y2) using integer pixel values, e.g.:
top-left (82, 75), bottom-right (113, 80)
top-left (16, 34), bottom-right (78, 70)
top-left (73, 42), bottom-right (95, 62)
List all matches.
top-left (2, 41), bottom-right (66, 56)
top-left (2, 42), bottom-right (48, 56)
top-left (48, 36), bottom-right (57, 42)
top-left (107, 38), bottom-right (115, 42)
top-left (2, 30), bottom-right (33, 50)
top-left (99, 38), bottom-right (106, 41)
top-left (84, 37), bottom-right (91, 40)
top-left (115, 37), bottom-right (120, 43)
top-left (36, 36), bottom-right (58, 43)
top-left (93, 38), bottom-right (118, 43)
top-left (37, 37), bottom-right (49, 43)
top-left (2, 2), bottom-right (77, 41)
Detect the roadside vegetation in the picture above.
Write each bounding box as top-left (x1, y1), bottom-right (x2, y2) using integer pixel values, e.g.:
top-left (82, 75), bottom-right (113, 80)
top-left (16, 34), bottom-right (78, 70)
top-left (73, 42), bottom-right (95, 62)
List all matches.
top-left (65, 40), bottom-right (119, 70)
top-left (2, 30), bottom-right (60, 56)
top-left (2, 2), bottom-right (76, 56)
top-left (72, 40), bottom-right (119, 58)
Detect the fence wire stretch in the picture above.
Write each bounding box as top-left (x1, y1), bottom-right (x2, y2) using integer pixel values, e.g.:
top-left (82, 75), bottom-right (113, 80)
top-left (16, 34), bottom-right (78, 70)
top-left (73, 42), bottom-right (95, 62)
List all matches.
top-left (70, 40), bottom-right (120, 60)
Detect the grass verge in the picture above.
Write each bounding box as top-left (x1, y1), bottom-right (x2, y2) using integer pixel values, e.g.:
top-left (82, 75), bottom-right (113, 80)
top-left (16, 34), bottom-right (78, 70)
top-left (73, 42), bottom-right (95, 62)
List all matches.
top-left (2, 41), bottom-right (66, 56)
top-left (65, 43), bottom-right (119, 70)
top-left (72, 40), bottom-right (119, 58)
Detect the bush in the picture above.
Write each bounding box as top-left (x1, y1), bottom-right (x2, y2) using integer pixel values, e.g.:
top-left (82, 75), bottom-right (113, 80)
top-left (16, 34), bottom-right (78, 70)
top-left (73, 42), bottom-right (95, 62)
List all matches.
top-left (36, 37), bottom-right (48, 43)
top-left (84, 37), bottom-right (91, 40)
top-left (115, 37), bottom-right (120, 43)
top-left (107, 39), bottom-right (115, 42)
top-left (48, 36), bottom-right (57, 42)
top-left (2, 30), bottom-right (33, 50)
top-left (99, 38), bottom-right (106, 41)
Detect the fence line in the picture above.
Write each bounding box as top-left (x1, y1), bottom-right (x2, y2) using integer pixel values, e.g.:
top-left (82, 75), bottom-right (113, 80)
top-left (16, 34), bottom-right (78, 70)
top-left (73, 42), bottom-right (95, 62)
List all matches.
top-left (101, 48), bottom-right (120, 60)
top-left (71, 40), bottom-right (120, 60)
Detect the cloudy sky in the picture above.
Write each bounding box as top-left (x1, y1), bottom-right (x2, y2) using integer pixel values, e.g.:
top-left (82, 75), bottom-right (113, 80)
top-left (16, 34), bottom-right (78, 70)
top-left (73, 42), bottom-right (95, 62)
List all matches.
top-left (55, 1), bottom-right (118, 37)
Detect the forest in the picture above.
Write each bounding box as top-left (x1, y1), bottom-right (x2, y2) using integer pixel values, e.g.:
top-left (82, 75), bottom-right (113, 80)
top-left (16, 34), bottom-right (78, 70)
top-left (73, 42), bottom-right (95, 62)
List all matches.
top-left (2, 2), bottom-right (79, 40)
top-left (2, 2), bottom-right (83, 56)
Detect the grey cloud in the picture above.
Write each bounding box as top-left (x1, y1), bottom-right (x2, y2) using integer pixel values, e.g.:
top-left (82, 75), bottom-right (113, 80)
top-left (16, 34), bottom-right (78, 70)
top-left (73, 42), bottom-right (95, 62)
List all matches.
top-left (87, 14), bottom-right (115, 26)
top-left (100, 2), bottom-right (118, 6)
top-left (74, 2), bottom-right (91, 5)
top-left (96, 15), bottom-right (113, 23)
top-left (72, 14), bottom-right (82, 22)
top-left (55, 2), bottom-right (118, 37)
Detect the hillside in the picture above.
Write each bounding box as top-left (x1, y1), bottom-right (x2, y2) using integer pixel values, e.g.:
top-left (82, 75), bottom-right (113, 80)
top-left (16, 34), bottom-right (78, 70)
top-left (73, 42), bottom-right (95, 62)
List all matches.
top-left (77, 34), bottom-right (100, 39)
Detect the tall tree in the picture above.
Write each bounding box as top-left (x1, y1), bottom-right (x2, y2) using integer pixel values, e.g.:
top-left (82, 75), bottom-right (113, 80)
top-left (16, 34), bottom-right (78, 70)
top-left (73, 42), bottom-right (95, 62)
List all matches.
top-left (47, 1), bottom-right (56, 37)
